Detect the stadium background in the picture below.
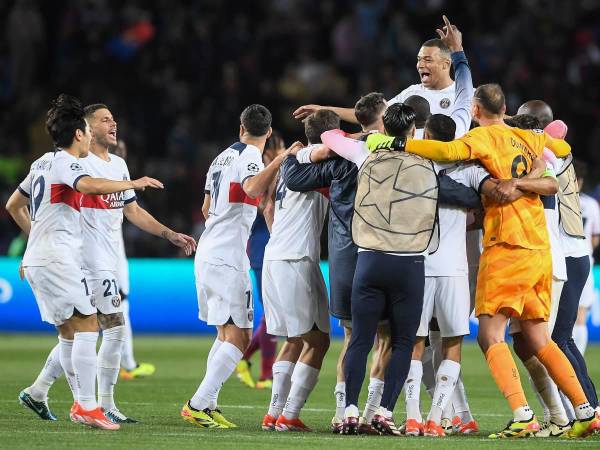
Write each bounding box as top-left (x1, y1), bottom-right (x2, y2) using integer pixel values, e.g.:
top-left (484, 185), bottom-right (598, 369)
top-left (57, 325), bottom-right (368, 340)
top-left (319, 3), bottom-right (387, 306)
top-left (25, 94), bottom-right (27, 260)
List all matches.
top-left (1, 0), bottom-right (600, 338)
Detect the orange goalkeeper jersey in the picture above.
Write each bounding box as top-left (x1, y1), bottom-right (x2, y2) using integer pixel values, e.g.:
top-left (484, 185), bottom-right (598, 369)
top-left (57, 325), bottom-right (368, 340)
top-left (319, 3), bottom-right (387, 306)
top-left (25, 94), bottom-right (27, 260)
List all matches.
top-left (459, 125), bottom-right (548, 249)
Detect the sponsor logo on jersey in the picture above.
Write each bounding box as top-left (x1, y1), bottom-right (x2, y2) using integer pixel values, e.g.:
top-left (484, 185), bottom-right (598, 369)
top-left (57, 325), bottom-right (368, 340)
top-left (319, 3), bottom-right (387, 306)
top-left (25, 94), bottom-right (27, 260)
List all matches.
top-left (440, 98), bottom-right (451, 109)
top-left (80, 191), bottom-right (127, 209)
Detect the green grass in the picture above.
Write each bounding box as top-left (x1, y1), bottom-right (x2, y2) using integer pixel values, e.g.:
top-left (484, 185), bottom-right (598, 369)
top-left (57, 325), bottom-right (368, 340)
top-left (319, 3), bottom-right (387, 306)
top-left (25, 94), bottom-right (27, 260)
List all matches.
top-left (1, 335), bottom-right (599, 449)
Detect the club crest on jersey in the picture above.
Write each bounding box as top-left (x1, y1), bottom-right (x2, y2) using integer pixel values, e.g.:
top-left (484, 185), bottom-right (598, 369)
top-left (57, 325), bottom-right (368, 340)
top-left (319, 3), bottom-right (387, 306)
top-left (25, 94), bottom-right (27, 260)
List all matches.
top-left (100, 191), bottom-right (126, 208)
top-left (440, 98), bottom-right (451, 109)
top-left (70, 162), bottom-right (84, 171)
top-left (111, 296), bottom-right (121, 307)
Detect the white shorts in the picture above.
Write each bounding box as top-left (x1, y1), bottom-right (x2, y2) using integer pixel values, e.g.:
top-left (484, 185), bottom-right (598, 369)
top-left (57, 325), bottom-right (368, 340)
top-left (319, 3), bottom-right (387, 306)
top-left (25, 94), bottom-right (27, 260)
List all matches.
top-left (417, 276), bottom-right (470, 338)
top-left (83, 269), bottom-right (123, 315)
top-left (195, 262), bottom-right (253, 328)
top-left (262, 258), bottom-right (330, 337)
top-left (24, 262), bottom-right (95, 326)
top-left (115, 252), bottom-right (130, 296)
top-left (509, 278), bottom-right (564, 335)
top-left (579, 264), bottom-right (596, 309)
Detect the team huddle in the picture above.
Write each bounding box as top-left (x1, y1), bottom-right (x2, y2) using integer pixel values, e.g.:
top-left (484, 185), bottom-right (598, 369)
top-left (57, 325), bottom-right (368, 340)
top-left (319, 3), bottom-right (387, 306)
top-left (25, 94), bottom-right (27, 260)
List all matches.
top-left (6, 15), bottom-right (600, 439)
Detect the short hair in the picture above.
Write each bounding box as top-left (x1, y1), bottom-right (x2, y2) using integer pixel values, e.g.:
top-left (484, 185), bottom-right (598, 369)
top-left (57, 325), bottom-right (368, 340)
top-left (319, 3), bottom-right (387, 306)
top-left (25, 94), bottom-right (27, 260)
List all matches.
top-left (507, 114), bottom-right (542, 131)
top-left (424, 114), bottom-right (456, 142)
top-left (354, 92), bottom-right (386, 128)
top-left (84, 103), bottom-right (109, 119)
top-left (46, 94), bottom-right (87, 148)
top-left (383, 103), bottom-right (416, 137)
top-left (404, 95), bottom-right (431, 129)
top-left (422, 38), bottom-right (451, 58)
top-left (240, 104), bottom-right (272, 137)
top-left (473, 83), bottom-right (505, 116)
top-left (305, 109), bottom-right (340, 144)
top-left (265, 129), bottom-right (284, 153)
top-left (573, 158), bottom-right (587, 181)
top-left (517, 100), bottom-right (553, 128)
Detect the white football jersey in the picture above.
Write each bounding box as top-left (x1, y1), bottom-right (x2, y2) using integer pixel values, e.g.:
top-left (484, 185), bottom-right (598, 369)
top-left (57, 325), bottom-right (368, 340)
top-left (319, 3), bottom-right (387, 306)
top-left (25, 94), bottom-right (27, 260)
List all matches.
top-left (542, 195), bottom-right (567, 281)
top-left (425, 163), bottom-right (490, 276)
top-left (580, 192), bottom-right (600, 257)
top-left (389, 83), bottom-right (456, 116)
top-left (79, 152), bottom-right (136, 272)
top-left (264, 148), bottom-right (329, 262)
top-left (19, 151), bottom-right (90, 267)
top-left (196, 142), bottom-right (264, 271)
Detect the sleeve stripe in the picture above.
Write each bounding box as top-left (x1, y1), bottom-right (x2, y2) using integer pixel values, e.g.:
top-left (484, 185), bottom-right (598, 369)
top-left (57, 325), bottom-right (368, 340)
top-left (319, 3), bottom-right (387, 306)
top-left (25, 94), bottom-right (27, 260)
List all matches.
top-left (72, 174), bottom-right (90, 192)
top-left (478, 174), bottom-right (492, 194)
top-left (240, 175), bottom-right (254, 187)
top-left (123, 196), bottom-right (137, 205)
top-left (17, 186), bottom-right (30, 198)
top-left (204, 189), bottom-right (210, 194)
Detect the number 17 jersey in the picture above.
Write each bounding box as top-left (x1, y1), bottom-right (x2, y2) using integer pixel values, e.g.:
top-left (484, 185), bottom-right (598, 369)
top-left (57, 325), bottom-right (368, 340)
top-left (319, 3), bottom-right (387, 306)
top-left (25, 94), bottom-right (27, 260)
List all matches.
top-left (196, 142), bottom-right (265, 272)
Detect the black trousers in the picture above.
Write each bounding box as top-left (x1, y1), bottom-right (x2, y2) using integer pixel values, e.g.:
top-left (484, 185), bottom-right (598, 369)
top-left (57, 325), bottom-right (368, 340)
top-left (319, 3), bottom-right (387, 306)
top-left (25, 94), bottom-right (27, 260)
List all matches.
top-left (344, 251), bottom-right (424, 408)
top-left (552, 256), bottom-right (598, 408)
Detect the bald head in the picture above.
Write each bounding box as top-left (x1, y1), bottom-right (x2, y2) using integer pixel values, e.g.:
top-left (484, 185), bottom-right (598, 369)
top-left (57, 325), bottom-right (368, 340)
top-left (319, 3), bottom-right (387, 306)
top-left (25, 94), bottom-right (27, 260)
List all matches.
top-left (473, 84), bottom-right (505, 117)
top-left (517, 100), bottom-right (553, 128)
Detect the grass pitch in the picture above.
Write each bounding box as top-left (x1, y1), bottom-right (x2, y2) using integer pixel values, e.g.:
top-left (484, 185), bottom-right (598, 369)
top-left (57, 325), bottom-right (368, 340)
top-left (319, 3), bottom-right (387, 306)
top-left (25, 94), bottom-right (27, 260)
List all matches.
top-left (1, 334), bottom-right (599, 449)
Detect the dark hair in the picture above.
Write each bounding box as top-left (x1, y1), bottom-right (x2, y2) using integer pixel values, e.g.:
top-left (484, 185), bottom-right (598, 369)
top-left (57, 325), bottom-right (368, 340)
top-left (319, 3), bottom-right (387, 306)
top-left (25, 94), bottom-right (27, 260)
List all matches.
top-left (354, 92), bottom-right (386, 128)
top-left (305, 109), bottom-right (340, 144)
top-left (404, 95), bottom-right (431, 129)
top-left (46, 94), bottom-right (87, 148)
top-left (84, 103), bottom-right (109, 118)
top-left (422, 38), bottom-right (451, 57)
top-left (573, 158), bottom-right (587, 181)
top-left (507, 114), bottom-right (542, 131)
top-left (265, 129), bottom-right (284, 153)
top-left (382, 103), bottom-right (416, 137)
top-left (474, 83), bottom-right (505, 116)
top-left (240, 104), bottom-right (272, 137)
top-left (424, 114), bottom-right (456, 142)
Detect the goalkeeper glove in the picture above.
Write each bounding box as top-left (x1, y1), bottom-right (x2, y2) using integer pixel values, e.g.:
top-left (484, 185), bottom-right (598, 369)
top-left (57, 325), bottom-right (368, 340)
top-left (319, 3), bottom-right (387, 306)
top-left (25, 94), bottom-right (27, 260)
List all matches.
top-left (366, 133), bottom-right (407, 152)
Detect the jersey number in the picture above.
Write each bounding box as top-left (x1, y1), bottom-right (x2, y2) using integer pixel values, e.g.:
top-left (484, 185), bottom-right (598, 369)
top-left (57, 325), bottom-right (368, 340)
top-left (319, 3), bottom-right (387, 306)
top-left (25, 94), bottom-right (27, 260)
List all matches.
top-left (275, 180), bottom-right (287, 209)
top-left (30, 175), bottom-right (45, 221)
top-left (210, 171), bottom-right (223, 213)
top-left (102, 279), bottom-right (118, 297)
top-left (511, 155), bottom-right (529, 179)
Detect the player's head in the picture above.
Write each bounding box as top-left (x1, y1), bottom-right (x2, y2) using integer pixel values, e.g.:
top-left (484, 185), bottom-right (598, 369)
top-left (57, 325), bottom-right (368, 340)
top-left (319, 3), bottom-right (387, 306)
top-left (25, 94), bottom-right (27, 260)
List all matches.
top-left (46, 93), bottom-right (91, 156)
top-left (383, 103), bottom-right (416, 138)
top-left (84, 103), bottom-right (117, 148)
top-left (304, 109), bottom-right (340, 144)
top-left (417, 39), bottom-right (452, 89)
top-left (264, 129), bottom-right (285, 163)
top-left (354, 92), bottom-right (386, 132)
top-left (517, 100), bottom-right (553, 128)
top-left (404, 95), bottom-right (431, 129)
top-left (506, 114), bottom-right (542, 131)
top-left (240, 104), bottom-right (272, 139)
top-left (424, 114), bottom-right (456, 142)
top-left (472, 83), bottom-right (506, 122)
top-left (573, 158), bottom-right (587, 191)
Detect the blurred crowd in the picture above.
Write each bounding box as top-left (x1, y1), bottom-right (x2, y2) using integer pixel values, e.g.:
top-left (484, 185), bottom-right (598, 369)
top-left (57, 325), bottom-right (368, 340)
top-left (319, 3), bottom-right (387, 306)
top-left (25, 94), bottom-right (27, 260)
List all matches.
top-left (1, 0), bottom-right (600, 257)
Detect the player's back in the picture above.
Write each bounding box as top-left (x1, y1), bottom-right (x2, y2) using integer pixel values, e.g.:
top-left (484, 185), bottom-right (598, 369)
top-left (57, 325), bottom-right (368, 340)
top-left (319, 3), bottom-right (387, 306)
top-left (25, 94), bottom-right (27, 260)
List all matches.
top-left (196, 142), bottom-right (264, 271)
top-left (460, 124), bottom-right (549, 250)
top-left (21, 151), bottom-right (88, 267)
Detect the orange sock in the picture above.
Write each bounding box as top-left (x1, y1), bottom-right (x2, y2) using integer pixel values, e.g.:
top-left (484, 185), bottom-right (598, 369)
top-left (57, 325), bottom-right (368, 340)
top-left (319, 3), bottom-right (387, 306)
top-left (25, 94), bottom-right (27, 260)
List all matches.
top-left (536, 341), bottom-right (587, 407)
top-left (485, 342), bottom-right (528, 411)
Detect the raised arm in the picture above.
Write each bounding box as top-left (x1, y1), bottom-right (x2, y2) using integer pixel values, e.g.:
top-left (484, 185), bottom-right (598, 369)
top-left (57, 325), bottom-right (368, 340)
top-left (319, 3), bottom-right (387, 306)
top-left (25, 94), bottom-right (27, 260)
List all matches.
top-left (281, 155), bottom-right (335, 192)
top-left (243, 142), bottom-right (301, 198)
top-left (293, 105), bottom-right (358, 124)
top-left (76, 176), bottom-right (163, 195)
top-left (321, 129), bottom-right (369, 166)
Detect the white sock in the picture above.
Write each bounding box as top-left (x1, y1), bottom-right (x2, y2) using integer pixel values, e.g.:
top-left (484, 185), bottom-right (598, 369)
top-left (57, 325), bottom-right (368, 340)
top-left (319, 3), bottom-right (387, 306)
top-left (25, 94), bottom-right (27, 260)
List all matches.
top-left (97, 325), bottom-right (125, 411)
top-left (206, 339), bottom-right (223, 410)
top-left (282, 362), bottom-right (320, 419)
top-left (574, 402), bottom-right (595, 420)
top-left (442, 396), bottom-right (455, 421)
top-left (560, 391), bottom-right (576, 421)
top-left (514, 405), bottom-right (534, 421)
top-left (427, 359), bottom-right (460, 424)
top-left (334, 381), bottom-right (346, 420)
top-left (421, 346), bottom-right (436, 398)
top-left (59, 337), bottom-right (78, 401)
top-left (523, 356), bottom-right (568, 425)
top-left (429, 331), bottom-right (443, 373)
top-left (363, 378), bottom-right (384, 422)
top-left (190, 342), bottom-right (242, 411)
top-left (573, 324), bottom-right (588, 355)
top-left (344, 404), bottom-right (359, 419)
top-left (27, 343), bottom-right (63, 401)
top-left (405, 360), bottom-right (423, 422)
top-left (451, 375), bottom-right (474, 423)
top-left (120, 300), bottom-right (137, 371)
top-left (268, 361), bottom-right (295, 418)
top-left (72, 332), bottom-right (99, 410)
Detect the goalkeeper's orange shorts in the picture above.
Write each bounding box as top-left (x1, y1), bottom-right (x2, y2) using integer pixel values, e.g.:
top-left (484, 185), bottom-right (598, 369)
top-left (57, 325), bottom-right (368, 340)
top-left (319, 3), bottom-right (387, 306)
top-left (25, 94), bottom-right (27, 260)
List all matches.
top-left (475, 243), bottom-right (552, 320)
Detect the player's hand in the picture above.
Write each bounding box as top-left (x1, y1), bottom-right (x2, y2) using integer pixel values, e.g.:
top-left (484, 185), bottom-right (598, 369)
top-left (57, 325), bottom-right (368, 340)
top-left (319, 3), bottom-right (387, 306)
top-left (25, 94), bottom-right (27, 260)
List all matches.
top-left (366, 133), bottom-right (406, 152)
top-left (436, 15), bottom-right (463, 52)
top-left (165, 230), bottom-right (197, 256)
top-left (531, 157), bottom-right (546, 175)
top-left (18, 261), bottom-right (24, 281)
top-left (283, 141), bottom-right (305, 157)
top-left (492, 178), bottom-right (519, 204)
top-left (292, 105), bottom-right (322, 120)
top-left (131, 176), bottom-right (164, 191)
